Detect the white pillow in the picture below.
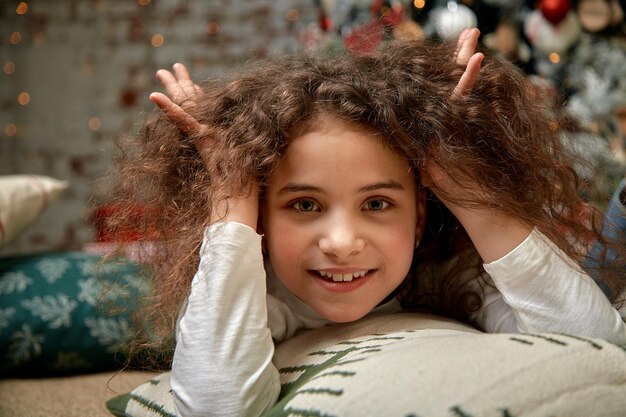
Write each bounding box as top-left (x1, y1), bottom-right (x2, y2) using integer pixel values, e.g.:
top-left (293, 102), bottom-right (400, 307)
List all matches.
top-left (107, 313), bottom-right (626, 417)
top-left (0, 175), bottom-right (68, 247)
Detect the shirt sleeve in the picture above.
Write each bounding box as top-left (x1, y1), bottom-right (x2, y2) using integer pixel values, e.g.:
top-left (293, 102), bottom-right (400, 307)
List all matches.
top-left (171, 222), bottom-right (281, 417)
top-left (473, 229), bottom-right (626, 346)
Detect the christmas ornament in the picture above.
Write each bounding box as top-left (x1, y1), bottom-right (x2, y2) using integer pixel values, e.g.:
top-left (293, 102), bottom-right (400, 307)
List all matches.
top-left (525, 9), bottom-right (581, 55)
top-left (576, 0), bottom-right (612, 32)
top-left (430, 1), bottom-right (478, 40)
top-left (539, 0), bottom-right (571, 24)
top-left (344, 19), bottom-right (383, 53)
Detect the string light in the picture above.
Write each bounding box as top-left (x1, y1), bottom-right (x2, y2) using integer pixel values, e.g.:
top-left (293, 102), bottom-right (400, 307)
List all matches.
top-left (548, 52), bottom-right (560, 63)
top-left (18, 92), bottom-right (30, 105)
top-left (88, 117), bottom-right (101, 131)
top-left (286, 9), bottom-right (300, 22)
top-left (9, 32), bottom-right (22, 44)
top-left (3, 62), bottom-right (16, 74)
top-left (16, 2), bottom-right (28, 14)
top-left (151, 34), bottom-right (164, 47)
top-left (5, 123), bottom-right (17, 137)
top-left (414, 0), bottom-right (426, 9)
top-left (207, 22), bottom-right (220, 35)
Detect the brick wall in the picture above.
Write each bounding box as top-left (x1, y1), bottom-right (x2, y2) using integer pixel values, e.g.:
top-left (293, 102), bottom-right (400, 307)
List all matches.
top-left (1, 0), bottom-right (315, 254)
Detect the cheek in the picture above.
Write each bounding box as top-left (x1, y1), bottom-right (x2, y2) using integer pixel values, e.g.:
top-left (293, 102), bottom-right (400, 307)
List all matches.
top-left (265, 218), bottom-right (305, 273)
top-left (377, 220), bottom-right (417, 273)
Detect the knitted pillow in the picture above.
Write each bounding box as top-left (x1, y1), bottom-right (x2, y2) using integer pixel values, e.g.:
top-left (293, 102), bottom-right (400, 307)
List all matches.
top-left (0, 252), bottom-right (151, 375)
top-left (0, 175), bottom-right (68, 247)
top-left (106, 313), bottom-right (626, 417)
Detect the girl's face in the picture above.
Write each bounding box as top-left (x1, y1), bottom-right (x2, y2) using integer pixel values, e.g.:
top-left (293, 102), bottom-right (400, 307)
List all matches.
top-left (263, 117), bottom-right (424, 323)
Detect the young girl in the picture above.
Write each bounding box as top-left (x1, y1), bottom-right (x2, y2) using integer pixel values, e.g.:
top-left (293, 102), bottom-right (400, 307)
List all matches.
top-left (109, 30), bottom-right (626, 417)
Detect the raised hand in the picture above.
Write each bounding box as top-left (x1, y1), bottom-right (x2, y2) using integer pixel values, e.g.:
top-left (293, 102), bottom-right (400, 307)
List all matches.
top-left (150, 64), bottom-right (259, 227)
top-left (149, 63), bottom-right (208, 137)
top-left (453, 28), bottom-right (484, 97)
top-left (428, 29), bottom-right (532, 261)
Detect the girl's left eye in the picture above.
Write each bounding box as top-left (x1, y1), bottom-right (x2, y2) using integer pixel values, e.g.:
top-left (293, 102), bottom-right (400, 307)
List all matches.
top-left (293, 199), bottom-right (320, 212)
top-left (363, 198), bottom-right (389, 211)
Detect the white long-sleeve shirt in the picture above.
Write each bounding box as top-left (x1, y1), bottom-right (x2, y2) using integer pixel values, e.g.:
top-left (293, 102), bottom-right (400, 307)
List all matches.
top-left (171, 222), bottom-right (626, 417)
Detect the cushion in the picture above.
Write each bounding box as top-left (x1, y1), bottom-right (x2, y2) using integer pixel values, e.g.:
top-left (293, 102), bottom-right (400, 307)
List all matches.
top-left (0, 175), bottom-right (68, 247)
top-left (106, 313), bottom-right (626, 417)
top-left (0, 251), bottom-right (151, 376)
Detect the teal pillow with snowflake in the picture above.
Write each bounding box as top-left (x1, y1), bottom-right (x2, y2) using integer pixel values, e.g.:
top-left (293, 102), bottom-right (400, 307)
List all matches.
top-left (0, 252), bottom-right (151, 376)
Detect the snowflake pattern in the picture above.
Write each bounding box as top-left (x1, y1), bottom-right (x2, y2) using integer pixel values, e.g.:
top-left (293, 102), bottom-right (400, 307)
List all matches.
top-left (78, 258), bottom-right (121, 277)
top-left (0, 307), bottom-right (16, 331)
top-left (0, 271), bottom-right (33, 294)
top-left (77, 277), bottom-right (101, 306)
top-left (85, 316), bottom-right (132, 352)
top-left (36, 257), bottom-right (71, 284)
top-left (77, 259), bottom-right (99, 276)
top-left (7, 324), bottom-right (44, 365)
top-left (21, 294), bottom-right (77, 328)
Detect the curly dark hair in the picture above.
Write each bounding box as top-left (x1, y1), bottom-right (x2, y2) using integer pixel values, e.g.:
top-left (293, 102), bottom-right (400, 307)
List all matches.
top-left (104, 39), bottom-right (625, 352)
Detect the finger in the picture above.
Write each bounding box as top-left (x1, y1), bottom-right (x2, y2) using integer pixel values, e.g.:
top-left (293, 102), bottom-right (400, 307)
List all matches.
top-left (149, 92), bottom-right (204, 136)
top-left (172, 63), bottom-right (199, 97)
top-left (453, 52), bottom-right (484, 97)
top-left (454, 28), bottom-right (470, 60)
top-left (456, 28), bottom-right (480, 66)
top-left (156, 69), bottom-right (189, 103)
top-left (172, 63), bottom-right (193, 82)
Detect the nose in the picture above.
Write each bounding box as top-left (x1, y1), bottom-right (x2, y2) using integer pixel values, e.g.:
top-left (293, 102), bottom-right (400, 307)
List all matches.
top-left (318, 215), bottom-right (365, 259)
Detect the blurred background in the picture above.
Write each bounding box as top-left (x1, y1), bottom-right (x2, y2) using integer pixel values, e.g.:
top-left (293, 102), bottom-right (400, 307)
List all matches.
top-left (1, 0), bottom-right (625, 255)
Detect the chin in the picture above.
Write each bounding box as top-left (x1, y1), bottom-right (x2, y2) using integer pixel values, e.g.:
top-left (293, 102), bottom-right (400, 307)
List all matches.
top-left (317, 306), bottom-right (371, 323)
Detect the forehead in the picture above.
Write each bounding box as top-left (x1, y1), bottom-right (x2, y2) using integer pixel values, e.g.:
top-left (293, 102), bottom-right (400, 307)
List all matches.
top-left (269, 117), bottom-right (414, 189)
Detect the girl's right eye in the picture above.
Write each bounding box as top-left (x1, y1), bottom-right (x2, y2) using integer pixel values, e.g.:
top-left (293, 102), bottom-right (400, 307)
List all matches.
top-left (292, 199), bottom-right (320, 212)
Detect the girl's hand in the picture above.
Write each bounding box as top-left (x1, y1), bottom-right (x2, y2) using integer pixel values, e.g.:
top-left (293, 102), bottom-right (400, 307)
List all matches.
top-left (149, 63), bottom-right (208, 137)
top-left (453, 28), bottom-right (484, 97)
top-left (426, 29), bottom-right (532, 262)
top-left (150, 64), bottom-right (260, 228)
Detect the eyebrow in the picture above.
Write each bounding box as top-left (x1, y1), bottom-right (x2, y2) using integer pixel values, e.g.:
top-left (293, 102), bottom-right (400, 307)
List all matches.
top-left (358, 180), bottom-right (405, 193)
top-left (277, 181), bottom-right (405, 195)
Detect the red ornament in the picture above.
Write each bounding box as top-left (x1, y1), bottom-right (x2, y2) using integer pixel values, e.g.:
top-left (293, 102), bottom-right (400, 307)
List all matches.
top-left (344, 20), bottom-right (383, 55)
top-left (539, 0), bottom-right (571, 24)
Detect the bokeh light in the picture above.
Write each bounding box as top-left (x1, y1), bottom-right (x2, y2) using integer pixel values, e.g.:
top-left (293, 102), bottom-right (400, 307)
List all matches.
top-left (16, 2), bottom-right (28, 14)
top-left (207, 22), bottom-right (220, 35)
top-left (151, 34), bottom-right (164, 47)
top-left (88, 117), bottom-right (101, 131)
top-left (286, 9), bottom-right (300, 22)
top-left (5, 123), bottom-right (18, 137)
top-left (9, 32), bottom-right (22, 44)
top-left (549, 52), bottom-right (560, 64)
top-left (4, 62), bottom-right (16, 74)
top-left (18, 92), bottom-right (30, 105)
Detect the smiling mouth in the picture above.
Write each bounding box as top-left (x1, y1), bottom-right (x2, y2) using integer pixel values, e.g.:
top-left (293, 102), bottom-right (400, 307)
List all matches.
top-left (313, 269), bottom-right (373, 282)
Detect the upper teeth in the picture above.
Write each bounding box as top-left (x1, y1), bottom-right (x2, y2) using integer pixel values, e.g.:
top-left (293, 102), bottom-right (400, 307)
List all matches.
top-left (318, 270), bottom-right (368, 282)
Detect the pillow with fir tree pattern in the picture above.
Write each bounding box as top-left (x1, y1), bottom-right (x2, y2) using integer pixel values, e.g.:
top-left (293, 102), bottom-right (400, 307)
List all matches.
top-left (106, 313), bottom-right (626, 417)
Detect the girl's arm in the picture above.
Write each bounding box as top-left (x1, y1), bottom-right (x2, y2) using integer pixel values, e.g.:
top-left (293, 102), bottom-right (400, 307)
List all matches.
top-left (433, 171), bottom-right (626, 344)
top-left (150, 68), bottom-right (279, 417)
top-left (472, 227), bottom-right (626, 345)
top-left (442, 38), bottom-right (626, 344)
top-left (172, 222), bottom-right (281, 417)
